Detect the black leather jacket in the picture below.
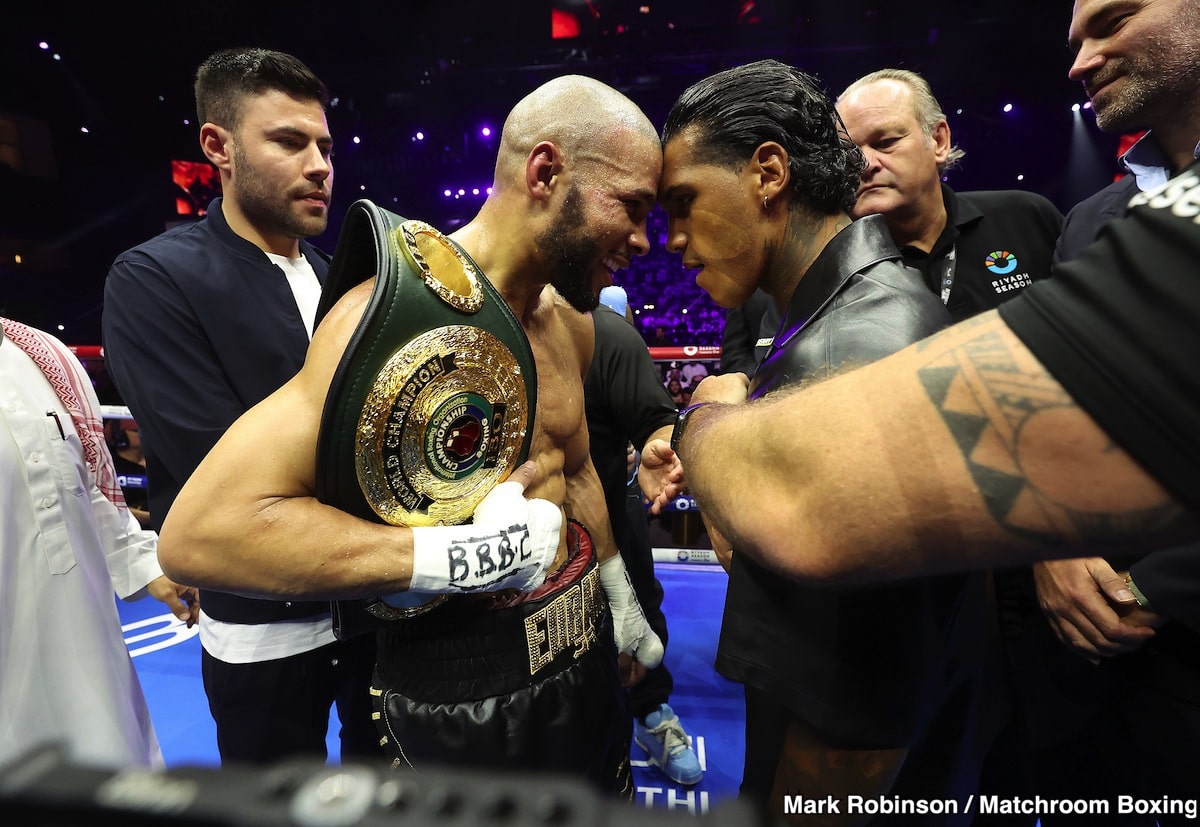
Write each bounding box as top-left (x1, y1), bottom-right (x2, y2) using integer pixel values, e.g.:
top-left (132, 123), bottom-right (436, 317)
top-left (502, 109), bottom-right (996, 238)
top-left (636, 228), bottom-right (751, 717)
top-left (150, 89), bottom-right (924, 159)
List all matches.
top-left (751, 214), bottom-right (949, 396)
top-left (717, 214), bottom-right (991, 745)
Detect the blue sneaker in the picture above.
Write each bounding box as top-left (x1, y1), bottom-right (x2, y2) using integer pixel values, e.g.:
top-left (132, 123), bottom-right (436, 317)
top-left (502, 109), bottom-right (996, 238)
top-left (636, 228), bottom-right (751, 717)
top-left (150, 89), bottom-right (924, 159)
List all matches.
top-left (634, 703), bottom-right (703, 785)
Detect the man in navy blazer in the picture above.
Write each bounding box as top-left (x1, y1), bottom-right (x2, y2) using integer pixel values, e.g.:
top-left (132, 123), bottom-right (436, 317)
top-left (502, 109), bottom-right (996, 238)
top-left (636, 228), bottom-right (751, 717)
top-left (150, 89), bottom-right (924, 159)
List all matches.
top-left (102, 48), bottom-right (381, 766)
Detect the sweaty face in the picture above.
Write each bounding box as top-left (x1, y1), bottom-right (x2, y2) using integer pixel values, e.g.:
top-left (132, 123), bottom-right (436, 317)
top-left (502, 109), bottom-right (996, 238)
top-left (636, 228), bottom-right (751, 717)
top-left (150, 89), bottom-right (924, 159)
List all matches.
top-left (836, 80), bottom-right (944, 223)
top-left (229, 88), bottom-right (334, 241)
top-left (658, 129), bottom-right (765, 309)
top-left (1068, 0), bottom-right (1200, 134)
top-left (538, 129), bottom-right (660, 313)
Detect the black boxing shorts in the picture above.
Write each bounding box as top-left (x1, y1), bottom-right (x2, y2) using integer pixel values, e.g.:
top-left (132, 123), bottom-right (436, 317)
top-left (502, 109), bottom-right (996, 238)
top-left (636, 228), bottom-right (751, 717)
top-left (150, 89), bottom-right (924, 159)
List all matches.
top-left (370, 521), bottom-right (632, 797)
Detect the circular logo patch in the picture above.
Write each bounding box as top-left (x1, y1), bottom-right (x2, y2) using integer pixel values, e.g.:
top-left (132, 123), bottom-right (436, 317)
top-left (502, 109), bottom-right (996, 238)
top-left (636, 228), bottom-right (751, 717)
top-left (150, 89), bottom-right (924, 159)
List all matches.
top-left (985, 250), bottom-right (1018, 275)
top-left (425, 392), bottom-right (494, 481)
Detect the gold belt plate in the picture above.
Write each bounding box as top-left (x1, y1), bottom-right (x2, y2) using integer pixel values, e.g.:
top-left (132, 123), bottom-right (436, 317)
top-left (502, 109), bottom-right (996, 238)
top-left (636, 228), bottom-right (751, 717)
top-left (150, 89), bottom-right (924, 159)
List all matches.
top-left (355, 325), bottom-right (529, 528)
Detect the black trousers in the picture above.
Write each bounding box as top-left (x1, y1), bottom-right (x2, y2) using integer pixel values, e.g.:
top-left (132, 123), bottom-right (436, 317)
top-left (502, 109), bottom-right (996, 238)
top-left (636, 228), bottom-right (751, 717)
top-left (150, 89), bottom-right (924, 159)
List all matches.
top-left (201, 631), bottom-right (382, 765)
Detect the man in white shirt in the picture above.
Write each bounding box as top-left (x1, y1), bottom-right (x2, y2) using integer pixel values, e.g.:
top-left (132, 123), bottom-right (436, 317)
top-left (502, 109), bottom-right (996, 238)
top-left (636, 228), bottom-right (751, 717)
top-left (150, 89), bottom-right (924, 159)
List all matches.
top-left (0, 317), bottom-right (197, 770)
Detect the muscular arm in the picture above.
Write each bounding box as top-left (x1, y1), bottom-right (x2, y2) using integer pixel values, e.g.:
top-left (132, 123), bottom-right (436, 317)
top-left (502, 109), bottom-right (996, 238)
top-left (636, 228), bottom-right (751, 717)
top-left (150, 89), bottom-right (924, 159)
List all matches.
top-left (677, 310), bottom-right (1197, 584)
top-left (158, 281), bottom-right (422, 600)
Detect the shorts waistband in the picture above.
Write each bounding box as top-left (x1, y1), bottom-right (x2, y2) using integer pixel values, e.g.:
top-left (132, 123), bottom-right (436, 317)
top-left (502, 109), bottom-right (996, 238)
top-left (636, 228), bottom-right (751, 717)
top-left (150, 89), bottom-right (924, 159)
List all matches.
top-left (375, 522), bottom-right (610, 700)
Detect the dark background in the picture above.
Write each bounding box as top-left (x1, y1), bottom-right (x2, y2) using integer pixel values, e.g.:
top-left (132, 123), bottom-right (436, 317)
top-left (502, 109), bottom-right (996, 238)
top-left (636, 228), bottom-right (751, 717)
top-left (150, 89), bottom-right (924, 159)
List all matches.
top-left (0, 0), bottom-right (1117, 346)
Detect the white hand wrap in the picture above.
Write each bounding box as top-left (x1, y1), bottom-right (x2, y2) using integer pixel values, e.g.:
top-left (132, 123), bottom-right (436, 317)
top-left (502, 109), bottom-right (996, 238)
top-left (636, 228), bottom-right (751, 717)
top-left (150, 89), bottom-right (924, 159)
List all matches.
top-left (406, 480), bottom-right (561, 595)
top-left (599, 555), bottom-right (664, 669)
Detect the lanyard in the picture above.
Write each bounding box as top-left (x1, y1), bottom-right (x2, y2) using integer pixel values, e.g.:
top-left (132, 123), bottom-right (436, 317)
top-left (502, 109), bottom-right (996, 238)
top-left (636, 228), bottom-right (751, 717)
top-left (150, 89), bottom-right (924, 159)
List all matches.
top-left (939, 245), bottom-right (958, 306)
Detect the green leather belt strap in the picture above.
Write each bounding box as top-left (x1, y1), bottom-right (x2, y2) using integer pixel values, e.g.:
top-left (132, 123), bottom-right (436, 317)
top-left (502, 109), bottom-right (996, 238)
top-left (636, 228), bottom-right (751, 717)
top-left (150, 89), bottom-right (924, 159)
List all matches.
top-left (313, 199), bottom-right (537, 630)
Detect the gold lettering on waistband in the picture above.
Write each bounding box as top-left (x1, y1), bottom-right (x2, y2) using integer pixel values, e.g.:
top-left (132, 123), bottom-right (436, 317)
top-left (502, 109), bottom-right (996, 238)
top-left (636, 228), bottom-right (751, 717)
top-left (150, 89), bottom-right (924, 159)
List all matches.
top-left (524, 567), bottom-right (602, 676)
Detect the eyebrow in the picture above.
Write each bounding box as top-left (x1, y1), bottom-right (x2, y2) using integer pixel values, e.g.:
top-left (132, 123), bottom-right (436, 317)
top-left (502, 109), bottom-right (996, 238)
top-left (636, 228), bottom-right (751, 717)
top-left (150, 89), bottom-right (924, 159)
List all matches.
top-left (658, 183), bottom-right (688, 202)
top-left (1067, 0), bottom-right (1133, 51)
top-left (628, 187), bottom-right (657, 205)
top-left (266, 125), bottom-right (333, 145)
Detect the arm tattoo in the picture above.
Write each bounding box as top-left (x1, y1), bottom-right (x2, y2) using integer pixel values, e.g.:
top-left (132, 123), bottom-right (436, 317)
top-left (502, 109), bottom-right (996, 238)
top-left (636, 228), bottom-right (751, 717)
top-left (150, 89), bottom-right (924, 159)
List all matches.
top-left (918, 330), bottom-right (1179, 549)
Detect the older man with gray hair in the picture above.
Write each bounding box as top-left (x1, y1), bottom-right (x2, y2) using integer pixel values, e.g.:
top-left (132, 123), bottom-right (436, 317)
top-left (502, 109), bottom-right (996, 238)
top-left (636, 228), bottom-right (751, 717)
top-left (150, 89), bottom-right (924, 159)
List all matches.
top-left (836, 68), bottom-right (1062, 322)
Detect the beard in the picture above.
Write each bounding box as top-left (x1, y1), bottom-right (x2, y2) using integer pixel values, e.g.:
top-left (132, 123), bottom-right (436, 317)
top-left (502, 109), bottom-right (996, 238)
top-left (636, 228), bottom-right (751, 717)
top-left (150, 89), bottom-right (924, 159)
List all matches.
top-left (1092, 20), bottom-right (1200, 134)
top-left (536, 184), bottom-right (601, 313)
top-left (231, 145), bottom-right (329, 240)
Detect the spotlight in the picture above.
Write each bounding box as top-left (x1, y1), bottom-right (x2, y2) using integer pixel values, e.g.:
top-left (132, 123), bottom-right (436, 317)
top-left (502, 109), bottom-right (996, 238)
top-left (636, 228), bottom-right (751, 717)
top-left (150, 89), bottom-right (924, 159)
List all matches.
top-left (353, 136), bottom-right (361, 144)
top-left (1072, 103), bottom-right (1081, 112)
top-left (415, 131), bottom-right (425, 141)
top-left (481, 126), bottom-right (492, 138)
top-left (1003, 103), bottom-right (1014, 113)
top-left (1083, 101), bottom-right (1093, 109)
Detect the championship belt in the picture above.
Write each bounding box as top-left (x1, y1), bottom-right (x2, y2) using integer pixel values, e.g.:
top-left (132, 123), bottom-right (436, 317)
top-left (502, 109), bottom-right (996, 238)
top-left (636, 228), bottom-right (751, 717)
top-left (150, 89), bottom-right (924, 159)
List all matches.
top-left (313, 199), bottom-right (537, 637)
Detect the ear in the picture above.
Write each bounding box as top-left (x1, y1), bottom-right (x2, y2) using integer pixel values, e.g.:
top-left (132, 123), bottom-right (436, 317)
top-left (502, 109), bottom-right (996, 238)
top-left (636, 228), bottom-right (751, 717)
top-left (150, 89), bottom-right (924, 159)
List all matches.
top-left (929, 119), bottom-right (952, 166)
top-left (525, 141), bottom-right (563, 202)
top-left (753, 141), bottom-right (790, 204)
top-left (199, 122), bottom-right (233, 174)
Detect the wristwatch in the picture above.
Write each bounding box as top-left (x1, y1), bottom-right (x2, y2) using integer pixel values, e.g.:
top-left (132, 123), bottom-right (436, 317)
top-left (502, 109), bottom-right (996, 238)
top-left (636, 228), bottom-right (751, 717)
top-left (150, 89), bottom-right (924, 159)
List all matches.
top-left (670, 402), bottom-right (711, 453)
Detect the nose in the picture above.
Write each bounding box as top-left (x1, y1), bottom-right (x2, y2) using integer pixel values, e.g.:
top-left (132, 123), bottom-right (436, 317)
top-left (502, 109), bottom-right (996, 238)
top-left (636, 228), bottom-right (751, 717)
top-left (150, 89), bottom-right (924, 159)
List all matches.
top-left (305, 144), bottom-right (333, 181)
top-left (629, 219), bottom-right (651, 257)
top-left (859, 146), bottom-right (881, 178)
top-left (1068, 44), bottom-right (1102, 83)
top-left (664, 219), bottom-right (687, 255)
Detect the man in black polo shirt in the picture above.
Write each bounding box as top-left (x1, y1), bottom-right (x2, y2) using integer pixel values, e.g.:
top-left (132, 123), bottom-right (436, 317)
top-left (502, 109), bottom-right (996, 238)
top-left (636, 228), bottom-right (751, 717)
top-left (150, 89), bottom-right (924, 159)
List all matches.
top-left (836, 68), bottom-right (1062, 322)
top-left (836, 67), bottom-right (1072, 817)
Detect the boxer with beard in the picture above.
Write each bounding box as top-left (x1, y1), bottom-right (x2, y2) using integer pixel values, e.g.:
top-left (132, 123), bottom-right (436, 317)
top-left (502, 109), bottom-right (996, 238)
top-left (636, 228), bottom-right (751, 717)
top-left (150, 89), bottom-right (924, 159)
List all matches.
top-left (159, 74), bottom-right (666, 795)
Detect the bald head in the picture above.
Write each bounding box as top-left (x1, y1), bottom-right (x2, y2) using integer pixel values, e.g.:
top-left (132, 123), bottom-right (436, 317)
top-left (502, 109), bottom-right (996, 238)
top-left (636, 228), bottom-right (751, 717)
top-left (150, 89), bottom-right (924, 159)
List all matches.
top-left (494, 75), bottom-right (659, 186)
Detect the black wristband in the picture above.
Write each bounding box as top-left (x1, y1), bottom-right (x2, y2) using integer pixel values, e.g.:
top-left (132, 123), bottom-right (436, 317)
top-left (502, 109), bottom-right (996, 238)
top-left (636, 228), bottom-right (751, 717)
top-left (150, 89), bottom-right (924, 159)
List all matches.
top-left (670, 402), bottom-right (711, 453)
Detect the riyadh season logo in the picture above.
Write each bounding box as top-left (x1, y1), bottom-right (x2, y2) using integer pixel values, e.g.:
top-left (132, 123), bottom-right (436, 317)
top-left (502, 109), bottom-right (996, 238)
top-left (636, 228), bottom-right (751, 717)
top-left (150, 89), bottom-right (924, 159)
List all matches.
top-left (984, 250), bottom-right (1018, 275)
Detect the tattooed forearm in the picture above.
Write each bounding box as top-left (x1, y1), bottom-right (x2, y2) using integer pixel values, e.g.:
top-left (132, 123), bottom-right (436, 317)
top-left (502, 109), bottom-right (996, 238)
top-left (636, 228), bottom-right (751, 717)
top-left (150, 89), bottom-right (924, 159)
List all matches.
top-left (918, 329), bottom-right (1182, 549)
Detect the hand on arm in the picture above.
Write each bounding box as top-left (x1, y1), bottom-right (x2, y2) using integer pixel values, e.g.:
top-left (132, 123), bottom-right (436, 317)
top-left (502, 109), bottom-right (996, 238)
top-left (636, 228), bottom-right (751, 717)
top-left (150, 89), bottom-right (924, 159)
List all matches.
top-left (690, 372), bottom-right (751, 406)
top-left (642, 373), bottom-right (750, 514)
top-left (639, 439), bottom-right (684, 515)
